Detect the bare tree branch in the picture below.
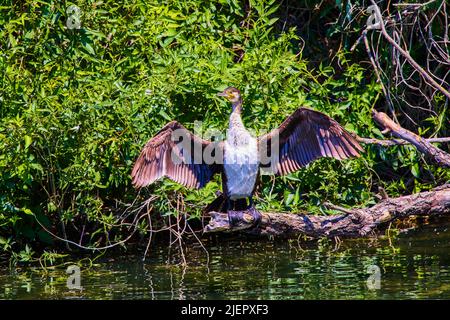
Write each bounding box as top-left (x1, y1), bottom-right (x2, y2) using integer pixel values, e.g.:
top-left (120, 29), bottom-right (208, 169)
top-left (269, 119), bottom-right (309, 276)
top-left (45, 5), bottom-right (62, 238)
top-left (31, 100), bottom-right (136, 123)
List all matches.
top-left (357, 136), bottom-right (450, 147)
top-left (372, 109), bottom-right (450, 167)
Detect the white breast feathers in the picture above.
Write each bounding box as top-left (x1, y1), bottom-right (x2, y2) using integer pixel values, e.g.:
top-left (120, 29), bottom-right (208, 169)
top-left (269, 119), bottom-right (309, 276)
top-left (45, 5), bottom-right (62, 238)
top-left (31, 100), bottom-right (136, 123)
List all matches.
top-left (224, 127), bottom-right (259, 200)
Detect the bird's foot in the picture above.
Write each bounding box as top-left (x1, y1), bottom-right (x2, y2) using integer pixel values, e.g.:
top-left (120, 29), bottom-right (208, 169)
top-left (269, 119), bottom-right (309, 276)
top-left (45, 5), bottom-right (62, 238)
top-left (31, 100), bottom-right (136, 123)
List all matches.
top-left (228, 206), bottom-right (261, 229)
top-left (227, 210), bottom-right (245, 226)
top-left (247, 206), bottom-right (262, 225)
top-left (204, 206), bottom-right (262, 233)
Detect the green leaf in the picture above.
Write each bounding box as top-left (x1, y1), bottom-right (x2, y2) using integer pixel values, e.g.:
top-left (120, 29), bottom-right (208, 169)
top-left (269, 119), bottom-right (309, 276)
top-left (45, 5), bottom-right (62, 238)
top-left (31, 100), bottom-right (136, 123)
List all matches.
top-left (411, 163), bottom-right (420, 178)
top-left (24, 135), bottom-right (32, 149)
top-left (83, 42), bottom-right (95, 55)
top-left (47, 201), bottom-right (57, 213)
top-left (267, 18), bottom-right (279, 26)
top-left (159, 109), bottom-right (172, 121)
top-left (22, 208), bottom-right (34, 215)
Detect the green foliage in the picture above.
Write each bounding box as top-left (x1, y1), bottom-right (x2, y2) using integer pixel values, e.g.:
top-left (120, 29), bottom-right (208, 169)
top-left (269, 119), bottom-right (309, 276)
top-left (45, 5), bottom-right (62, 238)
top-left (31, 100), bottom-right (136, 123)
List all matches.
top-left (0, 0), bottom-right (447, 258)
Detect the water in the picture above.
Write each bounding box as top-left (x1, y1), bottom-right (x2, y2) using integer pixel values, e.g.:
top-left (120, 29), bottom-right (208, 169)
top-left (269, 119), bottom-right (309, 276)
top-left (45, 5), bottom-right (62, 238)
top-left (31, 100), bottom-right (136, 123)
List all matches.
top-left (1, 221), bottom-right (449, 299)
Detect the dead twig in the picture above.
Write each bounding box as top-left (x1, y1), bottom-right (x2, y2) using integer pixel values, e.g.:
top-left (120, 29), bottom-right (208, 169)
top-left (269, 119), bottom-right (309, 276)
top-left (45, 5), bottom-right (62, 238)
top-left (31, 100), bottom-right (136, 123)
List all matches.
top-left (369, 0), bottom-right (450, 100)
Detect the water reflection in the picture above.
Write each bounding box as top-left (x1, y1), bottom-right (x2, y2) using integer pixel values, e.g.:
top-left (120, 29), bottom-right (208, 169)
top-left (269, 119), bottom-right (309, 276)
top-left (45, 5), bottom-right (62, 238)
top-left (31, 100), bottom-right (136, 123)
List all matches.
top-left (0, 222), bottom-right (449, 299)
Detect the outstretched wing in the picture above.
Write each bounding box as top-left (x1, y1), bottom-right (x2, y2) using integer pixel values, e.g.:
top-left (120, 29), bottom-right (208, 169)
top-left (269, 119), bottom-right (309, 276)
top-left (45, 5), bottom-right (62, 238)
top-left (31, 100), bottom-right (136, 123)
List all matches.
top-left (258, 107), bottom-right (363, 176)
top-left (131, 121), bottom-right (223, 189)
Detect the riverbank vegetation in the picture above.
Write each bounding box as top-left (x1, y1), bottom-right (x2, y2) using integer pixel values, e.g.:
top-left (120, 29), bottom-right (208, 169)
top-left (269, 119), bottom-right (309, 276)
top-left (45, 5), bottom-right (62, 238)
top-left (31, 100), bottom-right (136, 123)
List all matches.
top-left (1, 0), bottom-right (449, 262)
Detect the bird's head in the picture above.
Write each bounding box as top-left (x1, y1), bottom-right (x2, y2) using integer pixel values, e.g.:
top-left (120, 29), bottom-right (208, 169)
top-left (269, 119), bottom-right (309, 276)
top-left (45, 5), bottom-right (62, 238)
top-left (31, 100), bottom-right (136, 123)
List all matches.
top-left (217, 87), bottom-right (242, 105)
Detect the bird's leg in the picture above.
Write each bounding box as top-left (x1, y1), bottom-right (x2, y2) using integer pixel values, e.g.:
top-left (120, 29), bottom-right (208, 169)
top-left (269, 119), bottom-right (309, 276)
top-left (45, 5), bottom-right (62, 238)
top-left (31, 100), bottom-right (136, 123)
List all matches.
top-left (226, 198), bottom-right (231, 211)
top-left (227, 199), bottom-right (245, 226)
top-left (247, 196), bottom-right (261, 225)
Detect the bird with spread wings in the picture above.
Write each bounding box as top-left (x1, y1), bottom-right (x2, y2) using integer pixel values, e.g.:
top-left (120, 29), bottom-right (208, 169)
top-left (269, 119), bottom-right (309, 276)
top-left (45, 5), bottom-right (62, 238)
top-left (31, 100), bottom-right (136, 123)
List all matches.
top-left (131, 87), bottom-right (363, 226)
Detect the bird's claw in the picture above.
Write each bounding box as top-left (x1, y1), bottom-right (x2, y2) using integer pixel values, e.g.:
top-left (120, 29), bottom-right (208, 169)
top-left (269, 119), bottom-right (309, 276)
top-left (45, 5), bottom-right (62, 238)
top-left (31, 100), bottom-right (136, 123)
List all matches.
top-left (228, 206), bottom-right (261, 229)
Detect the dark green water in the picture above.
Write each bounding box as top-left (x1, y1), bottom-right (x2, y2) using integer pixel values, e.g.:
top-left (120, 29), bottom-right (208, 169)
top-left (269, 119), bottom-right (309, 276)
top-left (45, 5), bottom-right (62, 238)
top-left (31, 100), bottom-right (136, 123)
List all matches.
top-left (1, 222), bottom-right (449, 299)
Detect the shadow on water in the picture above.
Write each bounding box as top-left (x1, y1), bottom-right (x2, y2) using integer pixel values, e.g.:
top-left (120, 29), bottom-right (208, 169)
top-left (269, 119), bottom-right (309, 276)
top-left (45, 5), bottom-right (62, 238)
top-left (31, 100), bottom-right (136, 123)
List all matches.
top-left (0, 221), bottom-right (449, 299)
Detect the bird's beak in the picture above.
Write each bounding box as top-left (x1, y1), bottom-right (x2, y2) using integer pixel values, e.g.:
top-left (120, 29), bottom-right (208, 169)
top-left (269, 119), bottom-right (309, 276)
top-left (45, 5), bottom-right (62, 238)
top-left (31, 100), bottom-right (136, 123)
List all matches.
top-left (217, 91), bottom-right (227, 97)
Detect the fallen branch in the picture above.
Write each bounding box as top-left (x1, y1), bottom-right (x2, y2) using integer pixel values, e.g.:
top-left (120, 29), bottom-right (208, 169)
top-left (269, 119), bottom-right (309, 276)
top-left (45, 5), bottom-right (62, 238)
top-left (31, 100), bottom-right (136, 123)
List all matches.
top-left (357, 136), bottom-right (450, 147)
top-left (372, 110), bottom-right (450, 167)
top-left (204, 188), bottom-right (450, 238)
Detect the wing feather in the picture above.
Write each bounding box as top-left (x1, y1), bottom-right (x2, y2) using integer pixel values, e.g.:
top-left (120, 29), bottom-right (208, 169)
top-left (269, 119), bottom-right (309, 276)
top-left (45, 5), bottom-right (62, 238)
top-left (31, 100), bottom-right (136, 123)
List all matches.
top-left (258, 107), bottom-right (363, 176)
top-left (131, 121), bottom-right (222, 189)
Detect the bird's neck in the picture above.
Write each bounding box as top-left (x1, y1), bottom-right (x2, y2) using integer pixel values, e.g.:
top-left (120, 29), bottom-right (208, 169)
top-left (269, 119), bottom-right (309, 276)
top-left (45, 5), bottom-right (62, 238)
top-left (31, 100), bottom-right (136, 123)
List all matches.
top-left (231, 98), bottom-right (243, 114)
top-left (229, 107), bottom-right (244, 130)
top-left (228, 101), bottom-right (251, 145)
top-left (229, 98), bottom-right (243, 128)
